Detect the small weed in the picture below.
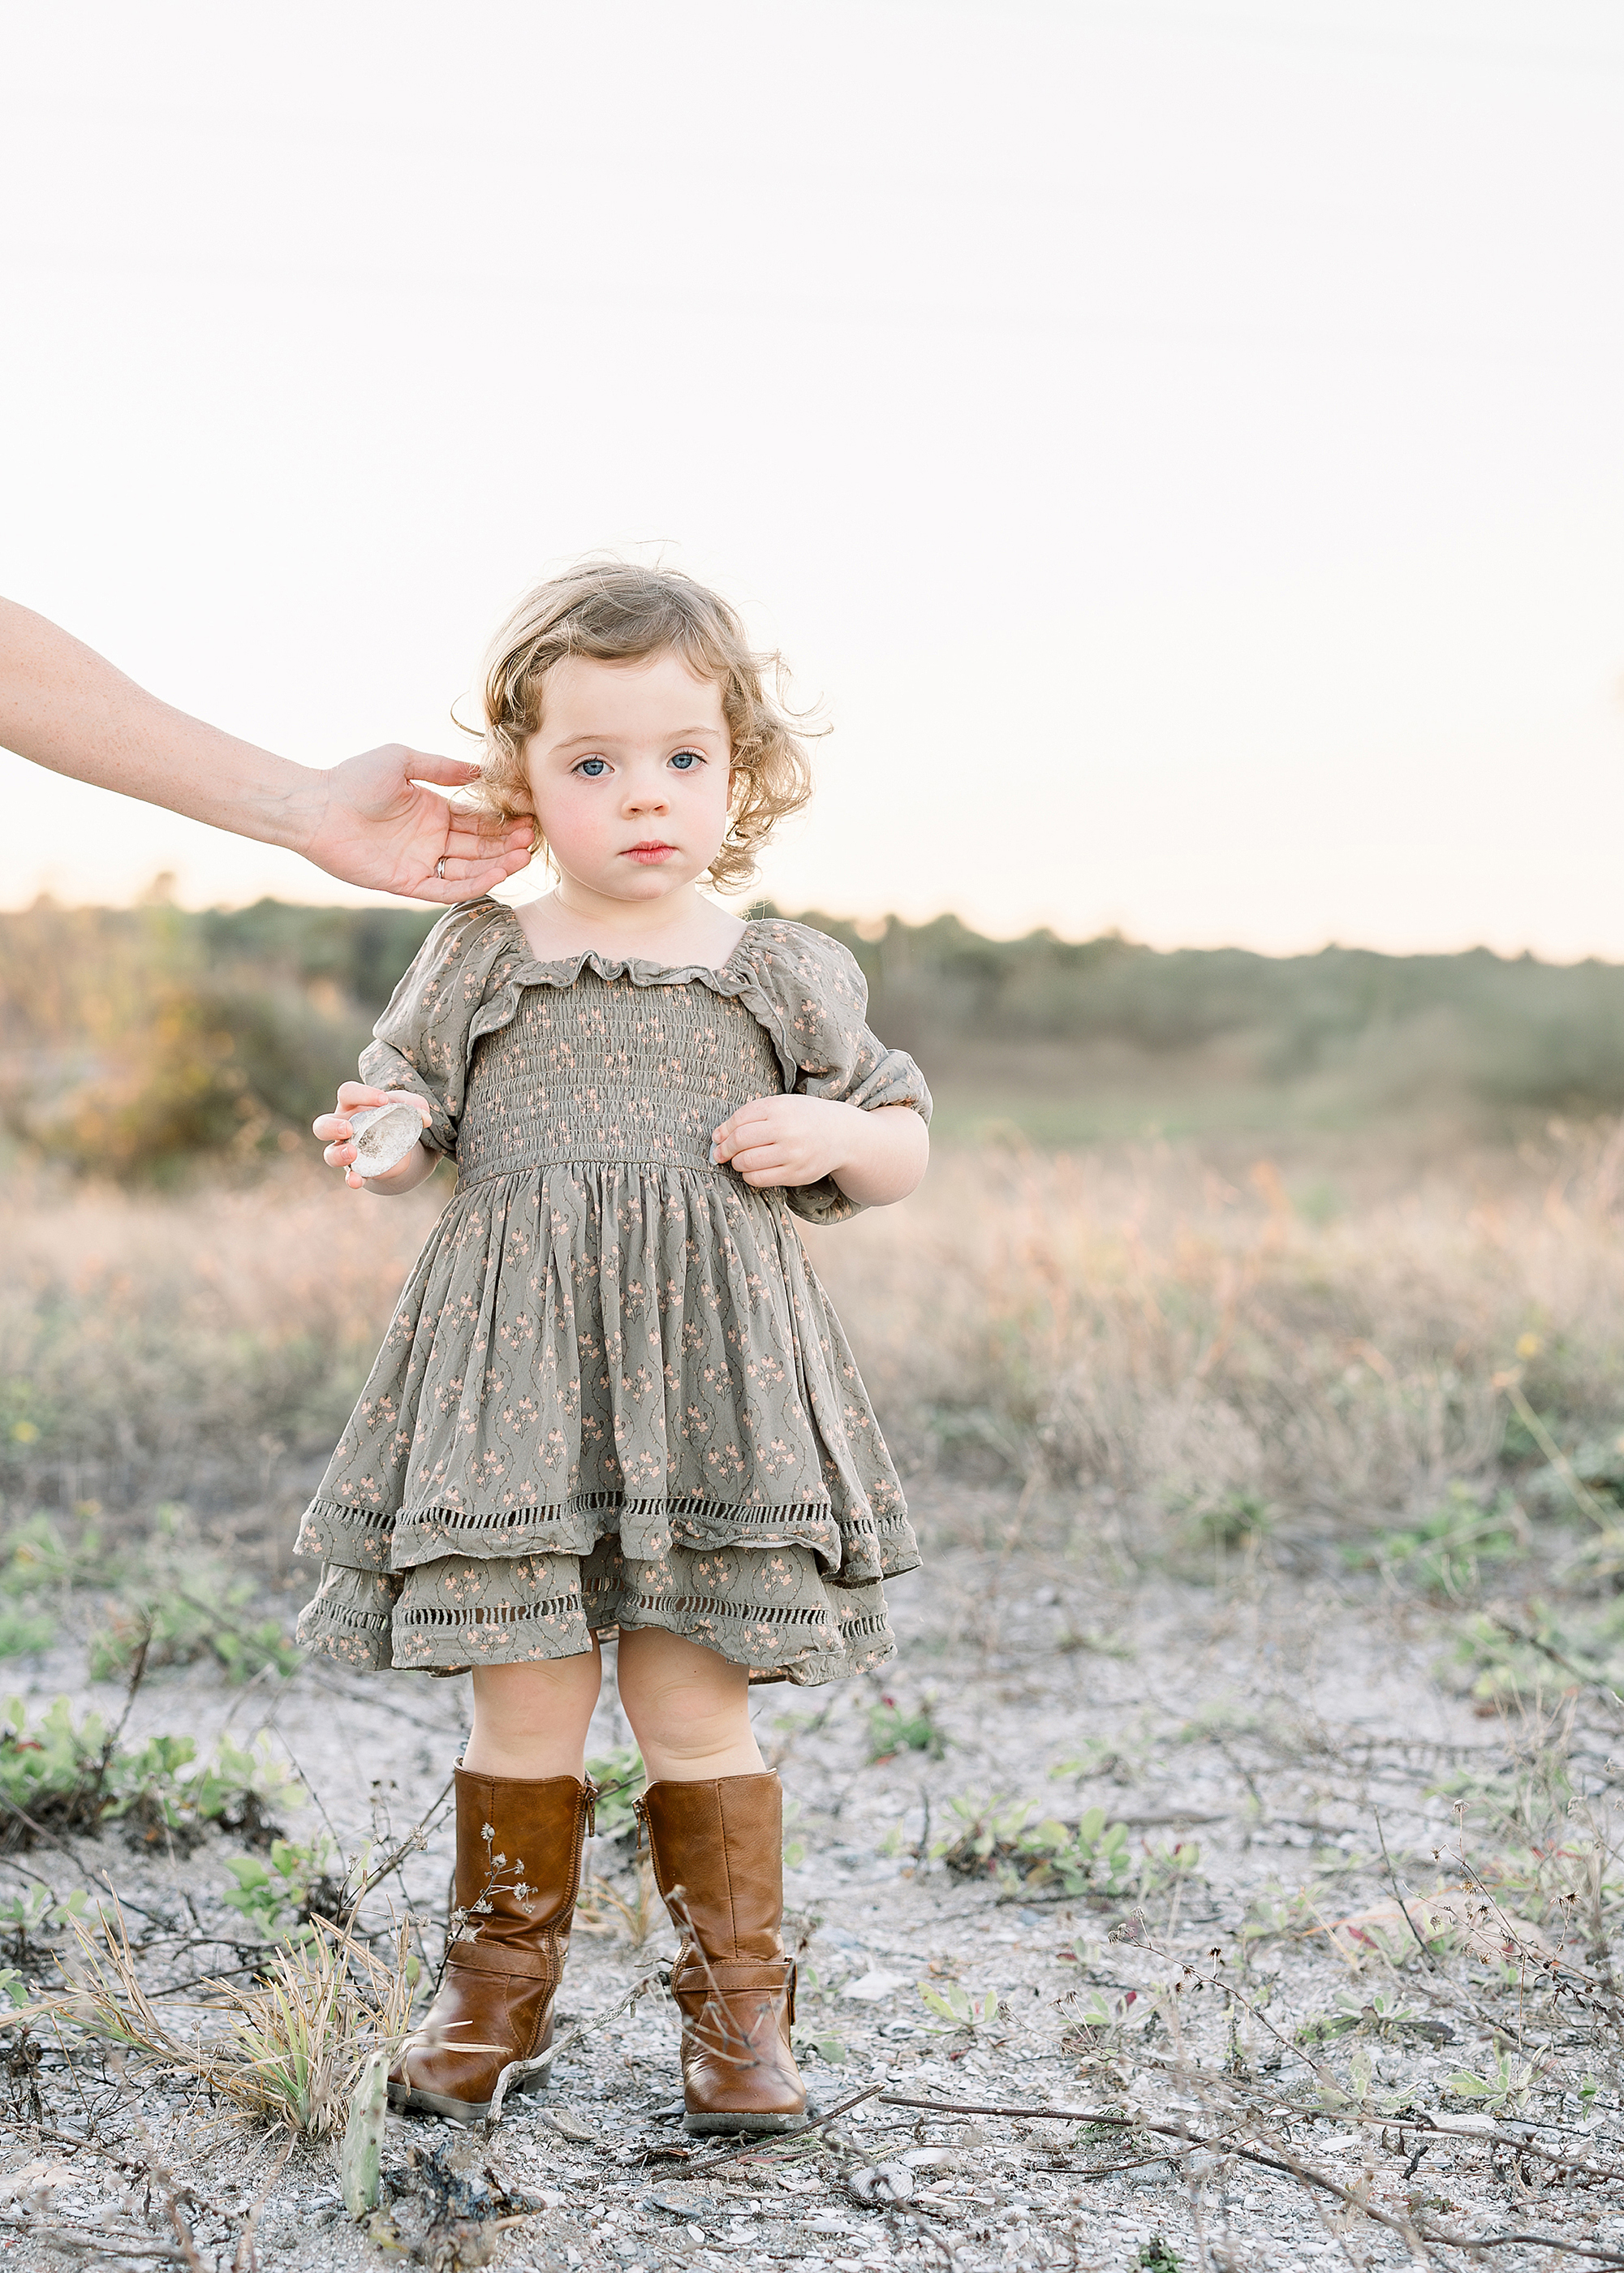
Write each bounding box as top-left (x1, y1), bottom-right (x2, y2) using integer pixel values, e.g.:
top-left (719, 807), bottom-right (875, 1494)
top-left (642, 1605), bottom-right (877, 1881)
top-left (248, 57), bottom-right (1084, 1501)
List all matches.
top-left (0, 1606), bottom-right (57, 1660)
top-left (867, 1694), bottom-right (948, 1763)
top-left (917, 1978), bottom-right (1000, 2034)
top-left (1138, 1838), bottom-right (1204, 1897)
top-left (931, 1792), bottom-right (1135, 1898)
top-left (584, 1746), bottom-right (645, 1843)
top-left (1295, 1988), bottom-right (1453, 2046)
top-left (1136, 2239), bottom-right (1182, 2271)
top-left (0, 1884), bottom-right (90, 1969)
top-left (1174, 1488), bottom-right (1274, 1559)
top-left (1349, 1482), bottom-right (1528, 1602)
top-left (1059, 1984), bottom-right (1151, 2064)
top-left (1, 1511), bottom-right (110, 1596)
top-left (89, 1507), bottom-right (299, 1684)
top-left (221, 1835), bottom-right (343, 1943)
top-left (1445, 2050), bottom-right (1536, 2113)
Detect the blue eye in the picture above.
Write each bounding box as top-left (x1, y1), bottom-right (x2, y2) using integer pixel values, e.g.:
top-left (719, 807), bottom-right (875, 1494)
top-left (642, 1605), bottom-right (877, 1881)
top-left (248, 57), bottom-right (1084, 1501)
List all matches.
top-left (670, 750), bottom-right (701, 771)
top-left (576, 757), bottom-right (608, 777)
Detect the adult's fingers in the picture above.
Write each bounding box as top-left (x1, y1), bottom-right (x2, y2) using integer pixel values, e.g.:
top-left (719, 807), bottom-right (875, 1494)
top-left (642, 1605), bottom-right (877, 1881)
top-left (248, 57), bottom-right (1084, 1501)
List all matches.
top-left (414, 845), bottom-right (536, 905)
top-left (400, 751), bottom-right (484, 787)
top-left (442, 812), bottom-right (536, 855)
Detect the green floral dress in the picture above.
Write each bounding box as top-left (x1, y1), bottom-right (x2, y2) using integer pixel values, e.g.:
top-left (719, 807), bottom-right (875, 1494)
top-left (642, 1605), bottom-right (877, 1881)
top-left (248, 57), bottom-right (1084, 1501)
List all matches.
top-left (295, 901), bottom-right (931, 1684)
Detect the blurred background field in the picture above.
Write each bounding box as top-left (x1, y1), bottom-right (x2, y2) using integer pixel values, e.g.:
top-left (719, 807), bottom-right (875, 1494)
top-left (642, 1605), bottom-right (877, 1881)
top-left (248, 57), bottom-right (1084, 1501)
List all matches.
top-left (11, 892), bottom-right (1624, 1178)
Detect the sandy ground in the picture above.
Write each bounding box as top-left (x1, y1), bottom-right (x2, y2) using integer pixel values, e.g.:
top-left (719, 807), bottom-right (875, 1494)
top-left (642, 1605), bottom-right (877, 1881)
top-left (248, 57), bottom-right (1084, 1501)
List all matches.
top-left (0, 1482), bottom-right (1618, 2272)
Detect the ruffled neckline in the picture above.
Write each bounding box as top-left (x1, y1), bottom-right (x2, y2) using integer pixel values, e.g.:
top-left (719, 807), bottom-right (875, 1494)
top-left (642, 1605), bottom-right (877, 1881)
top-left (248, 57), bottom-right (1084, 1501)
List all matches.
top-left (488, 902), bottom-right (769, 992)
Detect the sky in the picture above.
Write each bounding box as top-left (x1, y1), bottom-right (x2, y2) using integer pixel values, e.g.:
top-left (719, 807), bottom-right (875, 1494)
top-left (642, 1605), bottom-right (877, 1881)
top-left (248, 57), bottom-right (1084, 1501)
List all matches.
top-left (3, 0), bottom-right (1623, 958)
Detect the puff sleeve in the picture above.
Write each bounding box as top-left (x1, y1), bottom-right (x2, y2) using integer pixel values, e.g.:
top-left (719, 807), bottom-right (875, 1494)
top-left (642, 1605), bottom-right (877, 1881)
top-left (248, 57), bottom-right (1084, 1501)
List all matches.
top-left (736, 921), bottom-right (933, 1227)
top-left (357, 899), bottom-right (521, 1158)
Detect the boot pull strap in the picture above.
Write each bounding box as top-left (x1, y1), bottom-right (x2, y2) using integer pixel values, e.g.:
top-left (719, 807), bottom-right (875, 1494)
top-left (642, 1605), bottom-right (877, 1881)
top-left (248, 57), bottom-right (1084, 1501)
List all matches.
top-left (631, 1793), bottom-right (648, 1865)
top-left (584, 1777), bottom-right (599, 1840)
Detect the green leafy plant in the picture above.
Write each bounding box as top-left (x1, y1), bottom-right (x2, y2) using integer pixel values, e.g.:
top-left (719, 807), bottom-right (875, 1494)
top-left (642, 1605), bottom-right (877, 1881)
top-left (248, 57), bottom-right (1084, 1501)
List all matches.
top-left (1173, 1488), bottom-right (1274, 1557)
top-left (1318, 2043), bottom-right (1415, 2118)
top-left (867, 1695), bottom-right (948, 1762)
top-left (0, 1606), bottom-right (56, 1660)
top-left (0, 1696), bottom-right (302, 1850)
top-left (1136, 2241), bottom-right (1182, 2273)
top-left (1, 1511), bottom-right (111, 1596)
top-left (932, 1792), bottom-right (1136, 1898)
top-left (1348, 1483), bottom-right (1527, 1602)
top-left (1059, 1984), bottom-right (1153, 2064)
top-left (1295, 1988), bottom-right (1452, 2047)
top-left (917, 1978), bottom-right (1000, 2034)
top-left (0, 1883), bottom-right (90, 1965)
top-left (1445, 2051), bottom-right (1536, 2112)
top-left (221, 1835), bottom-right (342, 1944)
top-left (584, 1747), bottom-right (645, 1842)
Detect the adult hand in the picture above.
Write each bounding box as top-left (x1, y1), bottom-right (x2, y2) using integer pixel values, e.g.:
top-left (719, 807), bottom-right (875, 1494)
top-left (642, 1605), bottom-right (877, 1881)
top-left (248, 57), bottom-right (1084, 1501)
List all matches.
top-left (304, 745), bottom-right (535, 902)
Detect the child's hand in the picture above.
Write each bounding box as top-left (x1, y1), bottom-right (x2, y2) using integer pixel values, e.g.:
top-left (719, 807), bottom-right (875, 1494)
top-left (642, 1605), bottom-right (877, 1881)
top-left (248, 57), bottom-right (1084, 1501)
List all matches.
top-left (314, 1082), bottom-right (434, 1190)
top-left (709, 1095), bottom-right (861, 1190)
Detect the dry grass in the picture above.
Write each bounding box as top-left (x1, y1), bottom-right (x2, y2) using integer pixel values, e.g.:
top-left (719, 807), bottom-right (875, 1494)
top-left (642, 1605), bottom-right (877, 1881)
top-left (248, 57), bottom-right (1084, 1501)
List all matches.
top-left (1, 1162), bottom-right (444, 1516)
top-left (41, 1900), bottom-right (416, 2140)
top-left (807, 1119), bottom-right (1624, 1549)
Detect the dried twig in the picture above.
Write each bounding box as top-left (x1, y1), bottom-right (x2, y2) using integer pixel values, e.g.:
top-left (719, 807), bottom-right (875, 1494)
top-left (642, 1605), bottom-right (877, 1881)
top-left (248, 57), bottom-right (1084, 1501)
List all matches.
top-left (338, 1771), bottom-right (455, 1929)
top-left (677, 2083), bottom-right (890, 2175)
top-left (106, 2058), bottom-right (207, 2273)
top-left (230, 2133), bottom-right (295, 2273)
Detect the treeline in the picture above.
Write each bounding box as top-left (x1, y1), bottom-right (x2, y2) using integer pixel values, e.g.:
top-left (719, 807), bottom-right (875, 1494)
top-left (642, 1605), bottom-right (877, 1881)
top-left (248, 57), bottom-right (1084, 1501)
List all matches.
top-left (2, 895), bottom-right (1623, 1175)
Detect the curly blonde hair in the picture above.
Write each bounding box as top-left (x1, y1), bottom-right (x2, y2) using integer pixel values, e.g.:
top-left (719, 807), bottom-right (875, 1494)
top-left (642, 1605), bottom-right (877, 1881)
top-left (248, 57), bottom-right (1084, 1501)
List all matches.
top-left (472, 560), bottom-right (815, 895)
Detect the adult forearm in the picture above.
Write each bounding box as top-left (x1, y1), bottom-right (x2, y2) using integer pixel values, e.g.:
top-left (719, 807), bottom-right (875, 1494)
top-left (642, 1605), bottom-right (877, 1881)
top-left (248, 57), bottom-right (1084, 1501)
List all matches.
top-left (830, 1103), bottom-right (930, 1206)
top-left (0, 597), bottom-right (324, 852)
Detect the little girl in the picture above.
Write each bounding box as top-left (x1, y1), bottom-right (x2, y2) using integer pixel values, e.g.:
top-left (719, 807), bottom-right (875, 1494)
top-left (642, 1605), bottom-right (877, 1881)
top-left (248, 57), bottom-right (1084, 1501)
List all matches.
top-left (299, 563), bottom-right (931, 2133)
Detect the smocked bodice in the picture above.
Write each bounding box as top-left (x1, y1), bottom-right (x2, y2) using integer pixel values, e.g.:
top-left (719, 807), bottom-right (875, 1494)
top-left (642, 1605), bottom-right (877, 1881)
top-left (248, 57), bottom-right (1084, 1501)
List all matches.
top-left (454, 973), bottom-right (783, 1187)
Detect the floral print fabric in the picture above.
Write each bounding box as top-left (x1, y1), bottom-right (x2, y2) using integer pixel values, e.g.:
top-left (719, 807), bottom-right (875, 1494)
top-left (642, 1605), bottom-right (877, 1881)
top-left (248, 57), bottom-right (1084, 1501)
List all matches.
top-left (295, 903), bottom-right (931, 1684)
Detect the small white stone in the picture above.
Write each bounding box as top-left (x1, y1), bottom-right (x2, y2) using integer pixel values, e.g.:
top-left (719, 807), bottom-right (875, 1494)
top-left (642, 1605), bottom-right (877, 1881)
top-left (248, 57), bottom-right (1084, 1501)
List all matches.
top-left (349, 1099), bottom-right (427, 1175)
top-left (842, 1969), bottom-right (903, 2001)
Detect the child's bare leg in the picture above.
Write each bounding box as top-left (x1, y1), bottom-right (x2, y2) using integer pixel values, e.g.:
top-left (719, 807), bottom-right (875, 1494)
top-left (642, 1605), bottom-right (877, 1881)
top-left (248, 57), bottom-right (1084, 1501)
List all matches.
top-left (463, 1649), bottom-right (602, 1779)
top-left (615, 1628), bottom-right (764, 1781)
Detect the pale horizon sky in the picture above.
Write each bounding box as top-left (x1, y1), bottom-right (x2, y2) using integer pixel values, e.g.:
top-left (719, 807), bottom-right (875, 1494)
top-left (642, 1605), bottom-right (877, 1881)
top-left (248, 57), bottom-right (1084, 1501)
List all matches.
top-left (5, 1), bottom-right (1624, 960)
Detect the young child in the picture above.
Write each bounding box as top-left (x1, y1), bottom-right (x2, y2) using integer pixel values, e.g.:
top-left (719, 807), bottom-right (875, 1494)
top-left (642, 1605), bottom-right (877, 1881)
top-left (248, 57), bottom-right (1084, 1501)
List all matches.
top-left (300, 562), bottom-right (931, 2131)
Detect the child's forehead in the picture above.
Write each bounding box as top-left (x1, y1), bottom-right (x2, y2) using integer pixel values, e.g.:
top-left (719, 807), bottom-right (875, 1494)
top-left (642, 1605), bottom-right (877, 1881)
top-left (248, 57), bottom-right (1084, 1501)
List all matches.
top-left (536, 648), bottom-right (726, 733)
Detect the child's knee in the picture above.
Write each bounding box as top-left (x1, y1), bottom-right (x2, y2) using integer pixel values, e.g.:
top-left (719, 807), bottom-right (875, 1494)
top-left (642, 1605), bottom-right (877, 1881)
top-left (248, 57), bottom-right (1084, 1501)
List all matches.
top-left (472, 1650), bottom-right (601, 1733)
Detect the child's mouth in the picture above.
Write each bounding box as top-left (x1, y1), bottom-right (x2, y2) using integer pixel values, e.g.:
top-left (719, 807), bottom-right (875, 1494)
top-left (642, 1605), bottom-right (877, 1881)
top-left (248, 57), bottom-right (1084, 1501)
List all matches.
top-left (626, 843), bottom-right (677, 863)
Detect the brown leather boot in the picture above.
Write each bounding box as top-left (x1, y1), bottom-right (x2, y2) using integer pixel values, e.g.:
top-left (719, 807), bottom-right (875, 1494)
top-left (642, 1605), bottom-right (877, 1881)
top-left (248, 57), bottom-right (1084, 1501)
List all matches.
top-left (639, 1772), bottom-right (807, 2134)
top-left (388, 1767), bottom-right (592, 2124)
